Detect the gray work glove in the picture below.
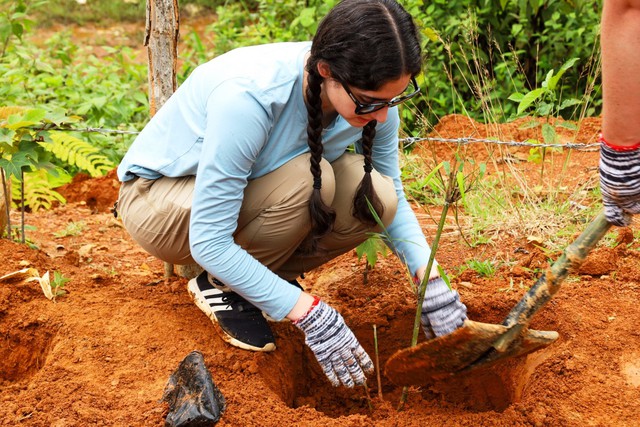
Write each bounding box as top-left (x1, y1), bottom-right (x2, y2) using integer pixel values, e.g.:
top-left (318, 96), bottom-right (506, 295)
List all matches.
top-left (294, 299), bottom-right (373, 387)
top-left (599, 142), bottom-right (640, 226)
top-left (421, 277), bottom-right (467, 339)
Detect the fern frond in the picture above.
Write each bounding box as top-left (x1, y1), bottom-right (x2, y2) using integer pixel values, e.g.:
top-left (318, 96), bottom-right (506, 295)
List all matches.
top-left (11, 169), bottom-right (68, 211)
top-left (47, 131), bottom-right (115, 177)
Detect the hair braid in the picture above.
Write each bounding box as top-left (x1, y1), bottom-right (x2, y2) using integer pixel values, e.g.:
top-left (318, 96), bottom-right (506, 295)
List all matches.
top-left (303, 67), bottom-right (336, 252)
top-left (353, 121), bottom-right (384, 225)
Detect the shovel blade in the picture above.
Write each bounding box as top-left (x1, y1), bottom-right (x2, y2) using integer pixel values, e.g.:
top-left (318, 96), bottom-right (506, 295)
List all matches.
top-left (384, 319), bottom-right (558, 386)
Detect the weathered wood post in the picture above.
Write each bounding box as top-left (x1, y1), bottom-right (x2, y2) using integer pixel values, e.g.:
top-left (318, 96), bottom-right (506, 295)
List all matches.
top-left (145, 0), bottom-right (179, 115)
top-left (145, 0), bottom-right (200, 279)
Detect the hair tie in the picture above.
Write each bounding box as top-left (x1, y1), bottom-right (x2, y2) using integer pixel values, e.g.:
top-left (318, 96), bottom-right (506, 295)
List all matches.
top-left (313, 177), bottom-right (322, 190)
top-left (363, 163), bottom-right (373, 173)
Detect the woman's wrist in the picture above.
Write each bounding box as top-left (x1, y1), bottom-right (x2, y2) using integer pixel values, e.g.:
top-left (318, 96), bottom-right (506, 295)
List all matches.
top-left (415, 261), bottom-right (440, 284)
top-left (287, 292), bottom-right (318, 322)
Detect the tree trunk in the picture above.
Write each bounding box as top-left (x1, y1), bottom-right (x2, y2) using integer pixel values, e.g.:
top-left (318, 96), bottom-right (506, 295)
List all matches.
top-left (145, 0), bottom-right (179, 115)
top-left (145, 0), bottom-right (201, 279)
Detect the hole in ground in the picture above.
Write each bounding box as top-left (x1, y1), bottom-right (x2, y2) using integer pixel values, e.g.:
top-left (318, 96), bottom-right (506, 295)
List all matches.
top-left (258, 322), bottom-right (377, 418)
top-left (259, 312), bottom-right (553, 416)
top-left (422, 347), bottom-right (554, 413)
top-left (0, 323), bottom-right (56, 384)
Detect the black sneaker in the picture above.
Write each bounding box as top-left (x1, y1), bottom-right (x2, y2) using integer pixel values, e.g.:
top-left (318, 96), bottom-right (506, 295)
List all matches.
top-left (187, 271), bottom-right (276, 352)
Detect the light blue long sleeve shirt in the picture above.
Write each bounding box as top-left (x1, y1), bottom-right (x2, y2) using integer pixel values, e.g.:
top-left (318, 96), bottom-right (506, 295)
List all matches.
top-left (118, 42), bottom-right (432, 320)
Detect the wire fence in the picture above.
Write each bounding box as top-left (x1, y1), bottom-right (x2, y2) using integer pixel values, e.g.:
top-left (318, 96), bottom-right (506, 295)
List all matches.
top-left (55, 126), bottom-right (603, 151)
top-left (400, 136), bottom-right (601, 151)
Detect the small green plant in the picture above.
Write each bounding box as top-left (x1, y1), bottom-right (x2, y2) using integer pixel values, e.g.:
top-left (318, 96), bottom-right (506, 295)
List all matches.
top-left (0, 0), bottom-right (45, 57)
top-left (396, 155), bottom-right (483, 408)
top-left (50, 270), bottom-right (69, 300)
top-left (0, 106), bottom-right (114, 196)
top-left (0, 106), bottom-right (114, 241)
top-left (465, 259), bottom-right (497, 278)
top-left (508, 57), bottom-right (582, 183)
top-left (401, 153), bottom-right (447, 205)
top-left (54, 221), bottom-right (85, 238)
top-left (355, 234), bottom-right (389, 284)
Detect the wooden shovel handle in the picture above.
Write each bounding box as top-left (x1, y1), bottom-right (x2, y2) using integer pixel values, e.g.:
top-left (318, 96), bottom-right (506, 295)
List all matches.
top-left (494, 212), bottom-right (612, 351)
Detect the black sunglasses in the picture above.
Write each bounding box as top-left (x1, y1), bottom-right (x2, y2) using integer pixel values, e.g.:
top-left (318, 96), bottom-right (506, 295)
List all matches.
top-left (341, 77), bottom-right (420, 115)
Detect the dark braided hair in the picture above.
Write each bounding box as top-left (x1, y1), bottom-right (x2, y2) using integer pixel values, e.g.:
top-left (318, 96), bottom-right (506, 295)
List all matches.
top-left (304, 0), bottom-right (423, 247)
top-left (305, 68), bottom-right (336, 241)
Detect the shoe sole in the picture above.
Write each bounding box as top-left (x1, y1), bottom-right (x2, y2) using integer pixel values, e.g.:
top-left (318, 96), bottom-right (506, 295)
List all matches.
top-left (187, 279), bottom-right (276, 352)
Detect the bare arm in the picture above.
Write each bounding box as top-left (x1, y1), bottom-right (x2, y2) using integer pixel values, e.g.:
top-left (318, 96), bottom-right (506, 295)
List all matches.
top-left (601, 0), bottom-right (640, 146)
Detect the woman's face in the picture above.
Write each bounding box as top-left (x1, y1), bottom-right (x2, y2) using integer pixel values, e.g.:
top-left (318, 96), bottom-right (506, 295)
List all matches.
top-left (318, 66), bottom-right (412, 128)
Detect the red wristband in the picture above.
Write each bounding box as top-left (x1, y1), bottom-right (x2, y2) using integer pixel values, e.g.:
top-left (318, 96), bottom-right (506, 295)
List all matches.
top-left (599, 133), bottom-right (640, 152)
top-left (293, 295), bottom-right (321, 324)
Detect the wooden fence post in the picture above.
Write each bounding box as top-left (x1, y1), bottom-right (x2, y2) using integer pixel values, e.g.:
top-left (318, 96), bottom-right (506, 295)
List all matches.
top-left (145, 0), bottom-right (201, 279)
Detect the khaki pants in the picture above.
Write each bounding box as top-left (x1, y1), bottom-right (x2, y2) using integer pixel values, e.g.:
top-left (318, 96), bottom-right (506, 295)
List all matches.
top-left (117, 153), bottom-right (398, 280)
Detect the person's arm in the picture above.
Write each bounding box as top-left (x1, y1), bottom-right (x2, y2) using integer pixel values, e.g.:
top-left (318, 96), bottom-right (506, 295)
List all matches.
top-left (599, 0), bottom-right (640, 226)
top-left (601, 0), bottom-right (640, 145)
top-left (190, 83), bottom-right (303, 321)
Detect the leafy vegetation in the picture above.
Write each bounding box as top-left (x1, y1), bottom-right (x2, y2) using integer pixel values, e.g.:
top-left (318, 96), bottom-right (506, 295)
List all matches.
top-left (0, 0), bottom-right (605, 253)
top-left (0, 106), bottom-right (114, 205)
top-left (174, 0), bottom-right (602, 134)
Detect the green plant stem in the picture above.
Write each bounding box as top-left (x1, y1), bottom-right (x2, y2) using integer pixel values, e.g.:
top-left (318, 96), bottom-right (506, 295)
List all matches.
top-left (20, 172), bottom-right (25, 244)
top-left (1, 169), bottom-right (11, 239)
top-left (411, 201), bottom-right (451, 347)
top-left (398, 201), bottom-right (450, 410)
top-left (399, 201), bottom-right (451, 408)
top-left (373, 324), bottom-right (383, 401)
top-left (363, 383), bottom-right (373, 411)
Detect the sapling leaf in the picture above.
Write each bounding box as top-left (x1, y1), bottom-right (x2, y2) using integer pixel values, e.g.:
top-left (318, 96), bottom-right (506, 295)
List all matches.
top-left (517, 88), bottom-right (545, 115)
top-left (541, 123), bottom-right (557, 144)
top-left (519, 119), bottom-right (539, 130)
top-left (456, 171), bottom-right (466, 201)
top-left (541, 69), bottom-right (554, 89)
top-left (437, 265), bottom-right (451, 289)
top-left (558, 98), bottom-right (582, 112)
top-left (508, 92), bottom-right (524, 102)
top-left (548, 57), bottom-right (580, 91)
top-left (557, 121), bottom-right (579, 131)
top-left (537, 103), bottom-right (553, 117)
top-left (355, 236), bottom-right (387, 268)
top-left (0, 151), bottom-right (32, 179)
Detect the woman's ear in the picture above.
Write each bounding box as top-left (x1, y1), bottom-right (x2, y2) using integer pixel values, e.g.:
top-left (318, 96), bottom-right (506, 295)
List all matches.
top-left (316, 61), bottom-right (332, 79)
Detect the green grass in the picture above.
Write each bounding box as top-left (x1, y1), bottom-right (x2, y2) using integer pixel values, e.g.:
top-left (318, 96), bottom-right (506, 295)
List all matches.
top-left (464, 259), bottom-right (497, 278)
top-left (54, 221), bottom-right (86, 238)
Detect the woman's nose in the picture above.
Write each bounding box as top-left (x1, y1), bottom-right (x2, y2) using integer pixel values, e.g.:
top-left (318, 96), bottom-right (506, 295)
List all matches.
top-left (369, 107), bottom-right (389, 123)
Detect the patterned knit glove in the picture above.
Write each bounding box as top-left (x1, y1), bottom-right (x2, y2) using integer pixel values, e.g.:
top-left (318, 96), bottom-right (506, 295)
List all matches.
top-left (599, 140), bottom-right (640, 226)
top-left (421, 277), bottom-right (467, 339)
top-left (294, 299), bottom-right (373, 387)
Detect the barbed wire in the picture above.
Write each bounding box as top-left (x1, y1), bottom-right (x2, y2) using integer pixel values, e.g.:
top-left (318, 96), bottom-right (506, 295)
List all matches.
top-left (48, 126), bottom-right (602, 151)
top-left (400, 136), bottom-right (601, 151)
